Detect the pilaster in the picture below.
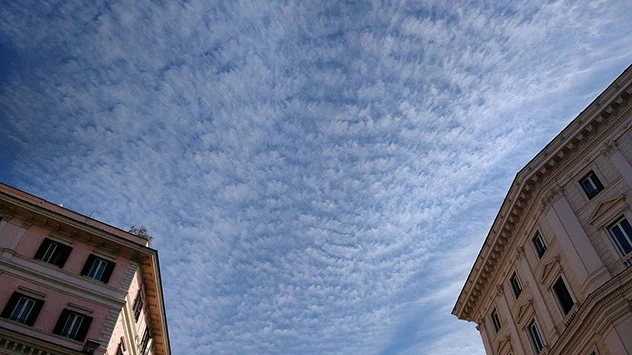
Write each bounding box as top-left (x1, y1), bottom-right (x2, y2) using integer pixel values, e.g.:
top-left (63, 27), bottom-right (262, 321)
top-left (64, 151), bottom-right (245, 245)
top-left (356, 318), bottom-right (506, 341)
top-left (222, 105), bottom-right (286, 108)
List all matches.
top-left (496, 286), bottom-right (527, 355)
top-left (515, 247), bottom-right (558, 338)
top-left (476, 320), bottom-right (494, 355)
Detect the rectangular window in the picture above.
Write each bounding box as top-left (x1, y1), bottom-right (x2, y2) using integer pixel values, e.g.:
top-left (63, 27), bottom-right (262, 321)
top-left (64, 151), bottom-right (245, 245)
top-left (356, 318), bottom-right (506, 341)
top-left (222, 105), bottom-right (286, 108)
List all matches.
top-left (528, 320), bottom-right (545, 354)
top-left (552, 277), bottom-right (574, 315)
top-left (53, 309), bottom-right (93, 341)
top-left (532, 232), bottom-right (547, 258)
top-left (490, 308), bottom-right (501, 333)
top-left (81, 254), bottom-right (116, 283)
top-left (580, 171), bottom-right (604, 199)
top-left (133, 292), bottom-right (144, 322)
top-left (140, 327), bottom-right (151, 353)
top-left (0, 292), bottom-right (44, 326)
top-left (510, 273), bottom-right (523, 298)
top-left (34, 238), bottom-right (72, 268)
top-left (607, 217), bottom-right (632, 256)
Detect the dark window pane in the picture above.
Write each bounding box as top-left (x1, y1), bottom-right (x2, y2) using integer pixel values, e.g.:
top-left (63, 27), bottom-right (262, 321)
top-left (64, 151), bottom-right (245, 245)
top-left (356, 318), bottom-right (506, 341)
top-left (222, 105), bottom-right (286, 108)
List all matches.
top-left (553, 278), bottom-right (574, 315)
top-left (580, 172), bottom-right (604, 199)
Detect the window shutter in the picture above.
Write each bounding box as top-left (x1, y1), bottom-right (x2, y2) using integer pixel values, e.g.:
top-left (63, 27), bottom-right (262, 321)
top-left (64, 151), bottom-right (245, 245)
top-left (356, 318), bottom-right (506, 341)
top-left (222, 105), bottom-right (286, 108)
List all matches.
top-left (1, 292), bottom-right (22, 318)
top-left (81, 254), bottom-right (96, 276)
top-left (75, 315), bottom-right (93, 341)
top-left (25, 299), bottom-right (44, 326)
top-left (34, 238), bottom-right (52, 260)
top-left (53, 309), bottom-right (71, 335)
top-left (101, 261), bottom-right (116, 284)
top-left (55, 245), bottom-right (73, 268)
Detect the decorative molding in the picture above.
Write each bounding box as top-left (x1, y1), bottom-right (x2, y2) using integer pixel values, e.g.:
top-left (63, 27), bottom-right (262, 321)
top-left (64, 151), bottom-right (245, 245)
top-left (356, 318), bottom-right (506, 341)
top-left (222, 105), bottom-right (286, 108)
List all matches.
top-left (588, 195), bottom-right (627, 225)
top-left (516, 298), bottom-right (534, 325)
top-left (601, 139), bottom-right (618, 156)
top-left (540, 256), bottom-right (561, 286)
top-left (66, 302), bottom-right (94, 314)
top-left (453, 77), bottom-right (632, 321)
top-left (47, 232), bottom-right (75, 245)
top-left (17, 286), bottom-right (46, 299)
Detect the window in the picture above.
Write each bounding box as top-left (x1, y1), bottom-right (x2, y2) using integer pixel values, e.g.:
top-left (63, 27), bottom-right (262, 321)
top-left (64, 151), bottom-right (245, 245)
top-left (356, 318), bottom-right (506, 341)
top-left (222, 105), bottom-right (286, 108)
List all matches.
top-left (81, 254), bottom-right (115, 283)
top-left (140, 327), bottom-right (151, 353)
top-left (490, 308), bottom-right (502, 333)
top-left (580, 171), bottom-right (604, 199)
top-left (607, 217), bottom-right (632, 256)
top-left (34, 238), bottom-right (72, 268)
top-left (552, 277), bottom-right (574, 315)
top-left (532, 232), bottom-right (547, 259)
top-left (510, 273), bottom-right (523, 298)
top-left (53, 309), bottom-right (93, 341)
top-left (0, 292), bottom-right (44, 326)
top-left (527, 319), bottom-right (545, 354)
top-left (116, 343), bottom-right (125, 355)
top-left (133, 292), bottom-right (144, 321)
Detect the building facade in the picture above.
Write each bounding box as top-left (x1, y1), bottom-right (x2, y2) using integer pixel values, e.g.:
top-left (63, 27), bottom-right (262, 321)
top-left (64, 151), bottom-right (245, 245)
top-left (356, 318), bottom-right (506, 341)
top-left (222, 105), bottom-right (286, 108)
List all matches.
top-left (453, 65), bottom-right (632, 355)
top-left (0, 183), bottom-right (170, 355)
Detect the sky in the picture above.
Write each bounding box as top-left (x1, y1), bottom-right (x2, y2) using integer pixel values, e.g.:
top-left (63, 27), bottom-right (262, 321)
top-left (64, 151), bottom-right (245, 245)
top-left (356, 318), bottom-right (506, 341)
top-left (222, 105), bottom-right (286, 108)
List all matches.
top-left (1, 1), bottom-right (632, 354)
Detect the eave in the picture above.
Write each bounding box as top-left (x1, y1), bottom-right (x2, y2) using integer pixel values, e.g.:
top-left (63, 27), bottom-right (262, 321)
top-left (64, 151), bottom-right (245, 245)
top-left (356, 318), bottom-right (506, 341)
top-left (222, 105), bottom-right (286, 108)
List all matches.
top-left (452, 64), bottom-right (632, 322)
top-left (0, 183), bottom-right (171, 354)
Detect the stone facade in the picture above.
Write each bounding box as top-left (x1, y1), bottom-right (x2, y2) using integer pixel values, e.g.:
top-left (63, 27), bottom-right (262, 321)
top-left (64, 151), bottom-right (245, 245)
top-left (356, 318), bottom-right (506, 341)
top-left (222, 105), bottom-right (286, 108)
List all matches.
top-left (0, 184), bottom-right (170, 355)
top-left (453, 64), bottom-right (632, 355)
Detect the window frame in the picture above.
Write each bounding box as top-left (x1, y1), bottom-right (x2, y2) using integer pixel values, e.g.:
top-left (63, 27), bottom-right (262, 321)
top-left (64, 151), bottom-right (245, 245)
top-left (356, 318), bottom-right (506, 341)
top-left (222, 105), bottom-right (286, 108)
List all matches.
top-left (579, 170), bottom-right (605, 200)
top-left (510, 272), bottom-right (523, 299)
top-left (133, 291), bottom-right (144, 322)
top-left (34, 238), bottom-right (73, 268)
top-left (527, 319), bottom-right (545, 354)
top-left (53, 308), bottom-right (93, 341)
top-left (551, 275), bottom-right (575, 316)
top-left (81, 254), bottom-right (116, 283)
top-left (0, 292), bottom-right (44, 326)
top-left (531, 231), bottom-right (548, 259)
top-left (490, 308), bottom-right (502, 333)
top-left (606, 216), bottom-right (632, 257)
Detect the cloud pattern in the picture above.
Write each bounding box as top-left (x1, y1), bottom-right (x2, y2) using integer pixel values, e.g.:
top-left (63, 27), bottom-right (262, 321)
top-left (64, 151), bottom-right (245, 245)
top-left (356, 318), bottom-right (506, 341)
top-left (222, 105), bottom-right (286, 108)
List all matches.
top-left (1, 1), bottom-right (632, 354)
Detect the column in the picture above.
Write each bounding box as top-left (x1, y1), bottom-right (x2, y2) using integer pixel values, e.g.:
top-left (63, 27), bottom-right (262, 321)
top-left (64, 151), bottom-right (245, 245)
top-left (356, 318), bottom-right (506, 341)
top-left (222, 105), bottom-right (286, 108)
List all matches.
top-left (476, 321), bottom-right (494, 355)
top-left (605, 141), bottom-right (632, 187)
top-left (545, 194), bottom-right (603, 285)
top-left (496, 286), bottom-right (527, 355)
top-left (515, 247), bottom-right (558, 338)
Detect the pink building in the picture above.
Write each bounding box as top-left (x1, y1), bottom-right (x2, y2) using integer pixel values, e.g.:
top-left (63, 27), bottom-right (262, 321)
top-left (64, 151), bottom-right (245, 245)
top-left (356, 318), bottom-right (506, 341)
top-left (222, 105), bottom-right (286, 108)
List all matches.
top-left (0, 183), bottom-right (170, 355)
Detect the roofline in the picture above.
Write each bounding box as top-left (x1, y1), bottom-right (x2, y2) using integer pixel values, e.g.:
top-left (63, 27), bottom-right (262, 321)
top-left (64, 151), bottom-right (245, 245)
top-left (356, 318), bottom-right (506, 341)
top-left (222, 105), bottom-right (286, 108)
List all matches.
top-left (452, 63), bottom-right (632, 321)
top-left (0, 182), bottom-right (148, 245)
top-left (0, 182), bottom-right (171, 354)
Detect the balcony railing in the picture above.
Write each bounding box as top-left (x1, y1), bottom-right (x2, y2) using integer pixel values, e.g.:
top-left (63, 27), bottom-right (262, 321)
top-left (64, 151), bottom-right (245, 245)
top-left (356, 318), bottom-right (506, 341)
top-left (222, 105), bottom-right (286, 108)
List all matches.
top-left (623, 252), bottom-right (632, 268)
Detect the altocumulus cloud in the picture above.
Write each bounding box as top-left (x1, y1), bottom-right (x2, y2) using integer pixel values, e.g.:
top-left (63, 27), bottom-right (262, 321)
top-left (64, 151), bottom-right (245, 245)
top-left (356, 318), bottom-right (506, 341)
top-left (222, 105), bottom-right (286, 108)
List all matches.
top-left (1, 0), bottom-right (632, 354)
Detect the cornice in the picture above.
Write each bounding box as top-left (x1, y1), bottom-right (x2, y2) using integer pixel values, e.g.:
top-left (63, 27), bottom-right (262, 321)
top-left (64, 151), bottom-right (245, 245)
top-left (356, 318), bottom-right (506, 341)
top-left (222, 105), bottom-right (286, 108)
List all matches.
top-left (453, 64), bottom-right (632, 321)
top-left (0, 183), bottom-right (171, 354)
top-left (139, 251), bottom-right (172, 355)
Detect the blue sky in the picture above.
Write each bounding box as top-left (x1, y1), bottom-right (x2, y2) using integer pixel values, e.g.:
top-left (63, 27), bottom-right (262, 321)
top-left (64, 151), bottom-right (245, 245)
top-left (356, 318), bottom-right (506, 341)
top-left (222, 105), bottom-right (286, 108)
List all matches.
top-left (1, 1), bottom-right (632, 354)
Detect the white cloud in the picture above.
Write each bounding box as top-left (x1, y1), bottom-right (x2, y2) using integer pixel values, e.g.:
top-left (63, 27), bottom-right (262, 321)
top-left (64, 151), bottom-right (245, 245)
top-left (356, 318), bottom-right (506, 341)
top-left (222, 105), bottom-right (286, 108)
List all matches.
top-left (1, 0), bottom-right (632, 354)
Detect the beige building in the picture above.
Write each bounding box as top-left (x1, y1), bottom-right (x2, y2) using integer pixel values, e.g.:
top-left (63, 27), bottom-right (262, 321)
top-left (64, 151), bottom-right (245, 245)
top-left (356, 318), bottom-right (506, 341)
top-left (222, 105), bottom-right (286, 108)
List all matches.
top-left (0, 183), bottom-right (170, 355)
top-left (453, 65), bottom-right (632, 355)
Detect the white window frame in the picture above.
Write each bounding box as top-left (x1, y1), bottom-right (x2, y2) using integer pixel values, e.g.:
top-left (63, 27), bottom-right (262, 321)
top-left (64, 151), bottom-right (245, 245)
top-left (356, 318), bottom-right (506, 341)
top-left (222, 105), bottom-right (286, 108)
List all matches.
top-left (527, 319), bottom-right (545, 354)
top-left (510, 272), bottom-right (523, 299)
top-left (531, 231), bottom-right (547, 259)
top-left (88, 258), bottom-right (108, 280)
top-left (606, 216), bottom-right (632, 258)
top-left (10, 297), bottom-right (36, 323)
top-left (61, 312), bottom-right (84, 339)
top-left (490, 308), bottom-right (501, 333)
top-left (579, 169), bottom-right (605, 200)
